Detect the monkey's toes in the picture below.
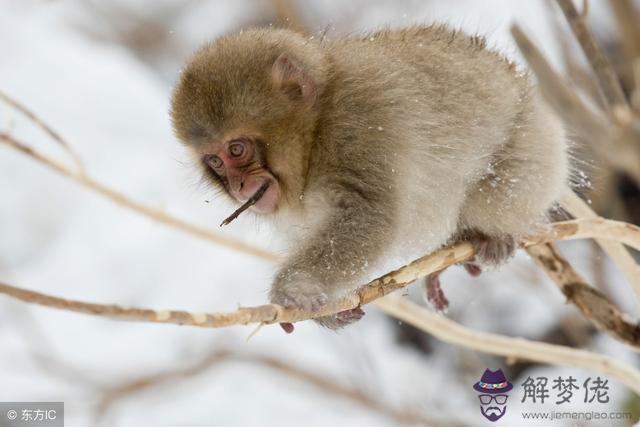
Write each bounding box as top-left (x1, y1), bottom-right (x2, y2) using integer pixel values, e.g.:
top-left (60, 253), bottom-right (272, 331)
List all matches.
top-left (469, 232), bottom-right (516, 268)
top-left (279, 322), bottom-right (295, 334)
top-left (423, 272), bottom-right (449, 312)
top-left (462, 261), bottom-right (482, 277)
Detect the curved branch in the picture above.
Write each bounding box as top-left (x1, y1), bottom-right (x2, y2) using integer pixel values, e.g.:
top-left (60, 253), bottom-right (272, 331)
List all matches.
top-left (555, 0), bottom-right (629, 111)
top-left (0, 132), bottom-right (278, 263)
top-left (527, 243), bottom-right (640, 349)
top-left (561, 191), bottom-right (640, 306)
top-left (375, 295), bottom-right (640, 395)
top-left (0, 218), bottom-right (638, 334)
top-left (0, 90), bottom-right (85, 173)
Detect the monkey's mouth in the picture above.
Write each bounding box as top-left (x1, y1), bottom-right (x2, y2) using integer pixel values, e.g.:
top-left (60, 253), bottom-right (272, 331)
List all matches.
top-left (220, 178), bottom-right (279, 226)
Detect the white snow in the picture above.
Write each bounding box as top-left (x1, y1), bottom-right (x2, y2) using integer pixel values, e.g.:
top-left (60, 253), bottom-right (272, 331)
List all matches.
top-left (0, 1), bottom-right (637, 426)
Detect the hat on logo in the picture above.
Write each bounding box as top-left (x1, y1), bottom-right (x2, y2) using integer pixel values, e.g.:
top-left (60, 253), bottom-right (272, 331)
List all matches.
top-left (473, 369), bottom-right (513, 394)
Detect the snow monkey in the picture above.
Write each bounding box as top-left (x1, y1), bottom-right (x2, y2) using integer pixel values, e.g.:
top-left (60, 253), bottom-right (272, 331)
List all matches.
top-left (170, 26), bottom-right (568, 331)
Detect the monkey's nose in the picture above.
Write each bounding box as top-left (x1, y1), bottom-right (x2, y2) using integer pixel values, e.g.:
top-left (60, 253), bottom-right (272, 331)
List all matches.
top-left (229, 177), bottom-right (244, 193)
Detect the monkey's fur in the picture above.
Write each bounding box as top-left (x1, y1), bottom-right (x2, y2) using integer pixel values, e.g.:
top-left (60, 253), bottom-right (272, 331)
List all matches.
top-left (171, 26), bottom-right (568, 329)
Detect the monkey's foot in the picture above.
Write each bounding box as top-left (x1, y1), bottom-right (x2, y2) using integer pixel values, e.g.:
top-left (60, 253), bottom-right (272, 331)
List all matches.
top-left (465, 231), bottom-right (516, 269)
top-left (423, 271), bottom-right (449, 312)
top-left (462, 261), bottom-right (482, 277)
top-left (315, 307), bottom-right (365, 330)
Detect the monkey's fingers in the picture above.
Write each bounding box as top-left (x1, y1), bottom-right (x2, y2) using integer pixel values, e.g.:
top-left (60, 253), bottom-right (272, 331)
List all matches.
top-left (280, 322), bottom-right (295, 333)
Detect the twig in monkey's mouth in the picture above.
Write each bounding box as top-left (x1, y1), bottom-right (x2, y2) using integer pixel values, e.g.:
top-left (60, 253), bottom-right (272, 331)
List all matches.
top-left (220, 181), bottom-right (270, 227)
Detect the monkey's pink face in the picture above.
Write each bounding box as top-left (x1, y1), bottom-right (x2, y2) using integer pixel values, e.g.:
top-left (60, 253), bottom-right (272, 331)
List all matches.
top-left (201, 138), bottom-right (280, 213)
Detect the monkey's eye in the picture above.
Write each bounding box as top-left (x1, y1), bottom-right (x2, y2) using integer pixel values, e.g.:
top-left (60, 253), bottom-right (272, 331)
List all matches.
top-left (228, 141), bottom-right (246, 158)
top-left (206, 155), bottom-right (223, 169)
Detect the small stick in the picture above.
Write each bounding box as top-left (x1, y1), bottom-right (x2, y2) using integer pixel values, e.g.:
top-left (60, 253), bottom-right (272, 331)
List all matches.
top-left (220, 182), bottom-right (270, 227)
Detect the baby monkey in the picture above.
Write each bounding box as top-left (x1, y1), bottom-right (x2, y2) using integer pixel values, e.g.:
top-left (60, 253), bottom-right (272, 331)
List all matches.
top-left (171, 26), bottom-right (568, 330)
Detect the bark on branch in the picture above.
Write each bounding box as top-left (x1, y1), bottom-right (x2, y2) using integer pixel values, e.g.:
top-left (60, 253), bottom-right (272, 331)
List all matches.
top-left (1, 218), bottom-right (638, 347)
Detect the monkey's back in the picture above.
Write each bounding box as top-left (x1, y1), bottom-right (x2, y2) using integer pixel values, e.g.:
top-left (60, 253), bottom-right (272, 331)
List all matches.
top-left (323, 25), bottom-right (530, 178)
top-left (317, 25), bottom-right (566, 258)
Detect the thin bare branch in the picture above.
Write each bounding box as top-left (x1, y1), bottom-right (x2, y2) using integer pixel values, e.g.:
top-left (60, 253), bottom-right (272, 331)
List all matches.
top-left (555, 0), bottom-right (629, 111)
top-left (527, 243), bottom-right (640, 348)
top-left (0, 241), bottom-right (475, 328)
top-left (375, 295), bottom-right (640, 396)
top-left (609, 0), bottom-right (640, 94)
top-left (561, 191), bottom-right (640, 306)
top-left (0, 90), bottom-right (85, 173)
top-left (0, 218), bottom-right (638, 346)
top-left (511, 24), bottom-right (640, 185)
top-left (97, 349), bottom-right (433, 426)
top-left (0, 132), bottom-right (278, 263)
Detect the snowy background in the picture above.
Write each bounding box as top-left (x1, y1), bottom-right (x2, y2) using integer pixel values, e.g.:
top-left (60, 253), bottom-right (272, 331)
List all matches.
top-left (0, 0), bottom-right (638, 426)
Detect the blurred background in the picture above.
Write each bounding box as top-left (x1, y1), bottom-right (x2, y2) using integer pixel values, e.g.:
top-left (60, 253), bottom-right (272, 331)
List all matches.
top-left (1, 0), bottom-right (639, 426)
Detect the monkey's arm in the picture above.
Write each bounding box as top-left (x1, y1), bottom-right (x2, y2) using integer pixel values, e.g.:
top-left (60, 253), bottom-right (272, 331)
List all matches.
top-left (270, 180), bottom-right (394, 326)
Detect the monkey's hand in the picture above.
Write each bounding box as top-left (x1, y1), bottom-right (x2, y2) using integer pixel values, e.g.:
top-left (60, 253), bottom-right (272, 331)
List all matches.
top-left (270, 278), bottom-right (329, 313)
top-left (270, 274), bottom-right (366, 332)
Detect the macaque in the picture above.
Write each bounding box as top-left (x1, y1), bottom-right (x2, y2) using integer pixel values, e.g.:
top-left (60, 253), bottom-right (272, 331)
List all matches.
top-left (170, 26), bottom-right (568, 330)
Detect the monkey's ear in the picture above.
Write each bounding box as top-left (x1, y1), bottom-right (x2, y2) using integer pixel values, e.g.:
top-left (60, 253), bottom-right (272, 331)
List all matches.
top-left (271, 53), bottom-right (316, 105)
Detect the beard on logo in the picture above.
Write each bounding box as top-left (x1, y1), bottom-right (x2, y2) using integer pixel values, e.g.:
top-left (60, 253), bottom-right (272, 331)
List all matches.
top-left (481, 405), bottom-right (507, 421)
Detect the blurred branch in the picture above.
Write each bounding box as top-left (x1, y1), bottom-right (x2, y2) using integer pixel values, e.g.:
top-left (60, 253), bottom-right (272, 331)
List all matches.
top-left (3, 90), bottom-right (640, 398)
top-left (0, 90), bottom-right (84, 173)
top-left (554, 0), bottom-right (630, 113)
top-left (0, 218), bottom-right (639, 346)
top-left (96, 348), bottom-right (433, 426)
top-left (511, 24), bottom-right (640, 184)
top-left (0, 132), bottom-right (278, 263)
top-left (0, 242), bottom-right (475, 327)
top-left (608, 0), bottom-right (640, 93)
top-left (527, 242), bottom-right (640, 349)
top-left (375, 295), bottom-right (640, 396)
top-left (561, 191), bottom-right (640, 306)
top-left (544, 0), bottom-right (604, 109)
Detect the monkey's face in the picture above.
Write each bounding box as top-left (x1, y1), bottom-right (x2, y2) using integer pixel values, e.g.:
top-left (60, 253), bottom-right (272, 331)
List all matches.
top-left (199, 135), bottom-right (280, 213)
top-left (171, 29), bottom-right (328, 214)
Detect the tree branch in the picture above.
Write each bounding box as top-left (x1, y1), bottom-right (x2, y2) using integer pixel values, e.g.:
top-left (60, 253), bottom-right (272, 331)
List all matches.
top-left (555, 0), bottom-right (630, 112)
top-left (527, 243), bottom-right (640, 348)
top-left (0, 132), bottom-right (278, 263)
top-left (0, 90), bottom-right (85, 173)
top-left (375, 295), bottom-right (640, 395)
top-left (96, 348), bottom-right (433, 426)
top-left (511, 24), bottom-right (640, 185)
top-left (561, 191), bottom-right (640, 306)
top-left (1, 218), bottom-right (638, 344)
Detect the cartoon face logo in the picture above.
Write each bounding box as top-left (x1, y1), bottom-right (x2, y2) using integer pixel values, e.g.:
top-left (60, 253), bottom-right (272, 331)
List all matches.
top-left (473, 369), bottom-right (513, 422)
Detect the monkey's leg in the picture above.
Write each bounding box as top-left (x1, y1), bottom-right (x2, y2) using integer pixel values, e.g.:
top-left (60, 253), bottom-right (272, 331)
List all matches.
top-left (458, 105), bottom-right (567, 271)
top-left (422, 271), bottom-right (449, 312)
